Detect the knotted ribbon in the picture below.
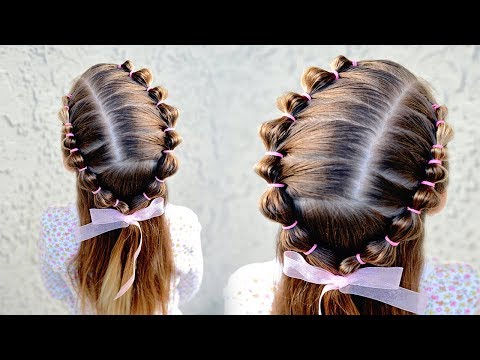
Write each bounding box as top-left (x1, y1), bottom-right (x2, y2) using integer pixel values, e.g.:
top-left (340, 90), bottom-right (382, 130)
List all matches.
top-left (283, 251), bottom-right (427, 314)
top-left (74, 197), bottom-right (165, 300)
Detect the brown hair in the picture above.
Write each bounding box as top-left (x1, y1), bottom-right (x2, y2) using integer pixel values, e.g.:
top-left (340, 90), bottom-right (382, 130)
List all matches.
top-left (59, 60), bottom-right (181, 314)
top-left (255, 55), bottom-right (454, 315)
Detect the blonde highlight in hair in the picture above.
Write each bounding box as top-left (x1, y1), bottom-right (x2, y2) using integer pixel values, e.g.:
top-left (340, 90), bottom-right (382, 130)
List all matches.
top-left (256, 55), bottom-right (454, 315)
top-left (60, 60), bottom-right (181, 314)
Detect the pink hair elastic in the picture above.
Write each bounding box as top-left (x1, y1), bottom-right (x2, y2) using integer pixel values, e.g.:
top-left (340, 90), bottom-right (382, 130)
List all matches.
top-left (117, 64), bottom-right (122, 69)
top-left (164, 127), bottom-right (175, 132)
top-left (114, 199), bottom-right (119, 207)
top-left (332, 70), bottom-right (339, 80)
top-left (155, 176), bottom-right (165, 183)
top-left (146, 86), bottom-right (153, 92)
top-left (432, 104), bottom-right (441, 110)
top-left (421, 180), bottom-right (435, 188)
top-left (265, 151), bottom-right (284, 158)
top-left (301, 92), bottom-right (312, 101)
top-left (92, 187), bottom-right (101, 195)
top-left (65, 133), bottom-right (74, 137)
top-left (64, 122), bottom-right (72, 127)
top-left (129, 71), bottom-right (134, 78)
top-left (432, 144), bottom-right (444, 149)
top-left (303, 244), bottom-right (317, 255)
top-left (143, 192), bottom-right (152, 201)
top-left (282, 113), bottom-right (296, 122)
top-left (267, 183), bottom-right (285, 188)
top-left (351, 60), bottom-right (358, 67)
top-left (282, 220), bottom-right (298, 230)
top-left (163, 149), bottom-right (173, 154)
top-left (78, 166), bottom-right (87, 172)
top-left (356, 253), bottom-right (366, 265)
top-left (407, 207), bottom-right (421, 215)
top-left (63, 105), bottom-right (69, 110)
top-left (385, 235), bottom-right (400, 247)
top-left (69, 148), bottom-right (79, 154)
top-left (428, 159), bottom-right (442, 165)
top-left (156, 100), bottom-right (164, 106)
top-left (436, 120), bottom-right (445, 127)
top-left (66, 94), bottom-right (72, 99)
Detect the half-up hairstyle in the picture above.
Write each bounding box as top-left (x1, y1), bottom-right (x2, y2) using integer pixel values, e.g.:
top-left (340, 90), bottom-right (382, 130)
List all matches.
top-left (255, 55), bottom-right (454, 315)
top-left (59, 60), bottom-right (182, 314)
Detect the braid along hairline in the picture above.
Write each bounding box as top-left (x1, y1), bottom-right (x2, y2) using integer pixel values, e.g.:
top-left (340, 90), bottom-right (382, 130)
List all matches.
top-left (339, 101), bottom-right (453, 274)
top-left (256, 55), bottom-right (360, 257)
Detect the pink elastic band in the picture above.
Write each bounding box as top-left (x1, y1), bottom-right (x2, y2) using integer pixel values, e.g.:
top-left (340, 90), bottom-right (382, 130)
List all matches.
top-left (282, 220), bottom-right (298, 230)
top-left (69, 148), bottom-right (78, 154)
top-left (64, 122), bottom-right (72, 126)
top-left (428, 159), bottom-right (442, 165)
top-left (66, 94), bottom-right (72, 99)
top-left (432, 104), bottom-right (441, 110)
top-left (143, 193), bottom-right (152, 201)
top-left (129, 71), bottom-right (134, 78)
top-left (436, 120), bottom-right (445, 127)
top-left (164, 127), bottom-right (175, 132)
top-left (156, 100), bottom-right (164, 106)
top-left (114, 199), bottom-right (119, 207)
top-left (78, 166), bottom-right (87, 172)
top-left (63, 105), bottom-right (69, 110)
top-left (303, 244), bottom-right (317, 255)
top-left (117, 64), bottom-right (122, 69)
top-left (432, 144), bottom-right (444, 149)
top-left (146, 86), bottom-right (153, 92)
top-left (92, 187), bottom-right (101, 195)
top-left (267, 183), bottom-right (285, 188)
top-left (421, 180), bottom-right (435, 188)
top-left (385, 235), bottom-right (400, 247)
top-left (351, 60), bottom-right (358, 67)
top-left (155, 176), bottom-right (165, 183)
top-left (282, 113), bottom-right (296, 122)
top-left (332, 70), bottom-right (339, 80)
top-left (163, 150), bottom-right (173, 154)
top-left (301, 92), bottom-right (312, 101)
top-left (356, 253), bottom-right (366, 265)
top-left (407, 207), bottom-right (421, 215)
top-left (65, 133), bottom-right (74, 137)
top-left (265, 151), bottom-right (284, 158)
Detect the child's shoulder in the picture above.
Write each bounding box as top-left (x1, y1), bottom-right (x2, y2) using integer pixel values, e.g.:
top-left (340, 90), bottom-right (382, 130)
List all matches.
top-left (422, 258), bottom-right (480, 315)
top-left (165, 203), bottom-right (201, 229)
top-left (228, 260), bottom-right (277, 283)
top-left (224, 260), bottom-right (277, 315)
top-left (40, 204), bottom-right (79, 272)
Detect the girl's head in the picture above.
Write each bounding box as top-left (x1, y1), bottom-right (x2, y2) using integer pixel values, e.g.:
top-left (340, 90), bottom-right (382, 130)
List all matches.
top-left (59, 60), bottom-right (181, 314)
top-left (256, 55), bottom-right (454, 315)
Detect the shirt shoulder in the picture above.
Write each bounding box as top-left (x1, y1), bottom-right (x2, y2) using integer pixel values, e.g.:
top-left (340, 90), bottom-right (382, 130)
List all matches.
top-left (224, 260), bottom-right (277, 315)
top-left (165, 204), bottom-right (201, 231)
top-left (165, 204), bottom-right (201, 246)
top-left (421, 259), bottom-right (480, 315)
top-left (39, 204), bottom-right (79, 273)
top-left (164, 204), bottom-right (202, 267)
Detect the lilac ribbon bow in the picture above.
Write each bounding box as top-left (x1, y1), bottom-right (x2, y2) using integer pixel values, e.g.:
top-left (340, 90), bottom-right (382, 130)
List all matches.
top-left (74, 197), bottom-right (165, 300)
top-left (283, 251), bottom-right (427, 314)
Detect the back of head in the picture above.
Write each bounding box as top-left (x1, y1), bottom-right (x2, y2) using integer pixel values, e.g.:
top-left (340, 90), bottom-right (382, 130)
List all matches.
top-left (59, 60), bottom-right (181, 314)
top-left (255, 56), bottom-right (454, 314)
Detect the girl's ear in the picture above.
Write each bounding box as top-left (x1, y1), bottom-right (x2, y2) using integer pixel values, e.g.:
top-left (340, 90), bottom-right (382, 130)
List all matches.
top-left (427, 191), bottom-right (448, 216)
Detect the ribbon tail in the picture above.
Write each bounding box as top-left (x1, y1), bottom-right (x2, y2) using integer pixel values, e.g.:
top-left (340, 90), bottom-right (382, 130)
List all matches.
top-left (318, 284), bottom-right (338, 315)
top-left (113, 221), bottom-right (143, 300)
top-left (75, 221), bottom-right (129, 242)
top-left (341, 285), bottom-right (427, 314)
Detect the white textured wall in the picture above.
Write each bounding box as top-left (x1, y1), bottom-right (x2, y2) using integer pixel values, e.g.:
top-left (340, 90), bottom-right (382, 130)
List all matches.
top-left (0, 45), bottom-right (478, 315)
